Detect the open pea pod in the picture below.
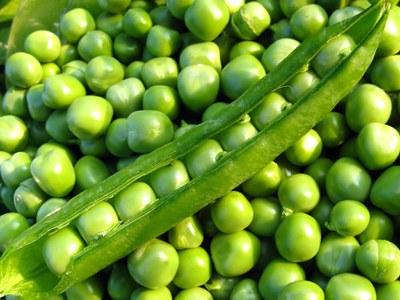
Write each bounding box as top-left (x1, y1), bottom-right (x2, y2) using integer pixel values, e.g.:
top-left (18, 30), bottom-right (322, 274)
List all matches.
top-left (0, 0), bottom-right (390, 297)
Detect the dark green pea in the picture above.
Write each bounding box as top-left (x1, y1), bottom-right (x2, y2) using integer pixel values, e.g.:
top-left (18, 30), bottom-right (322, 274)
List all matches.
top-left (141, 46), bottom-right (155, 61)
top-left (127, 110), bottom-right (174, 153)
top-left (305, 157), bottom-right (333, 190)
top-left (150, 5), bottom-right (180, 28)
top-left (0, 115), bottom-right (28, 153)
top-left (78, 30), bottom-right (113, 62)
top-left (123, 8), bottom-right (152, 38)
top-left (45, 110), bottom-right (75, 144)
top-left (377, 281), bottom-right (400, 300)
top-left (174, 247), bottom-right (211, 288)
top-left (338, 137), bottom-right (358, 159)
top-left (315, 112), bottom-right (349, 147)
top-left (376, 6), bottom-right (400, 56)
top-left (358, 209), bottom-right (394, 244)
top-left (221, 54), bottom-right (266, 101)
top-left (328, 6), bottom-right (362, 25)
top-left (1, 186), bottom-right (16, 212)
top-left (168, 215), bottom-right (204, 249)
top-left (231, 2), bottom-right (270, 40)
top-left (184, 139), bottom-right (223, 178)
top-left (36, 198), bottom-right (67, 222)
top-left (285, 129), bottom-right (322, 166)
top-left (114, 33), bottom-right (141, 64)
top-left (283, 71), bottom-right (320, 103)
top-left (182, 32), bottom-right (202, 47)
top-left (175, 287), bottom-right (213, 300)
top-left (66, 277), bottom-right (103, 300)
top-left (62, 60), bottom-right (87, 84)
top-left (258, 0), bottom-right (283, 23)
top-left (211, 230), bottom-right (260, 277)
top-left (279, 0), bottom-right (314, 17)
top-left (369, 55), bottom-right (400, 92)
top-left (130, 0), bottom-right (154, 11)
top-left (309, 272), bottom-right (329, 291)
top-left (310, 196), bottom-right (332, 231)
top-left (278, 280), bottom-right (324, 300)
top-left (116, 156), bottom-right (137, 171)
top-left (250, 92), bottom-right (291, 130)
top-left (76, 201), bottom-right (119, 243)
top-left (75, 155), bottom-right (110, 191)
top-left (327, 200), bottom-right (370, 236)
top-left (230, 278), bottom-right (261, 300)
top-left (312, 34), bottom-right (355, 77)
top-left (130, 287), bottom-right (172, 300)
top-left (271, 19), bottom-right (293, 40)
top-left (148, 160), bottom-right (190, 197)
top-left (166, 0), bottom-right (193, 19)
top-left (43, 227), bottom-right (85, 275)
top-left (106, 78), bottom-right (145, 117)
top-left (202, 102), bottom-right (229, 122)
top-left (41, 63), bottom-right (61, 81)
top-left (105, 118), bottom-right (132, 157)
top-left (2, 87), bottom-right (28, 118)
top-left (248, 197), bottom-right (282, 237)
top-left (258, 259), bottom-right (305, 300)
top-left (242, 161), bottom-right (282, 197)
top-left (179, 42), bottom-right (221, 71)
top-left (108, 262), bottom-right (136, 300)
top-left (143, 85), bottom-right (180, 120)
top-left (290, 4), bottom-right (328, 41)
top-left (128, 239), bottom-right (179, 289)
top-left (60, 8), bottom-right (96, 43)
top-left (24, 30), bottom-right (61, 63)
top-left (6, 52), bottom-right (43, 88)
top-left (96, 13), bottom-right (124, 38)
top-left (218, 118), bottom-right (258, 151)
top-left (325, 157), bottom-right (371, 203)
top-left (31, 148), bottom-right (76, 197)
top-left (126, 61), bottom-right (144, 79)
top-left (184, 0), bottom-right (230, 41)
top-left (0, 212), bottom-right (30, 252)
top-left (56, 44), bottom-right (79, 66)
top-left (316, 233), bottom-right (360, 276)
top-left (146, 25), bottom-right (180, 57)
top-left (79, 140), bottom-right (107, 160)
top-left (141, 57), bottom-right (178, 87)
top-left (316, 0), bottom-right (349, 14)
top-left (262, 38), bottom-right (300, 72)
top-left (113, 181), bottom-right (156, 220)
top-left (214, 31), bottom-right (236, 65)
top-left (205, 274), bottom-right (239, 300)
top-left (325, 273), bottom-right (376, 300)
top-left (276, 155), bottom-right (300, 179)
top-left (230, 41), bottom-right (265, 60)
top-left (1, 152), bottom-right (31, 189)
top-left (356, 239), bottom-right (400, 284)
top-left (98, 0), bottom-right (130, 13)
top-left (13, 178), bottom-right (46, 218)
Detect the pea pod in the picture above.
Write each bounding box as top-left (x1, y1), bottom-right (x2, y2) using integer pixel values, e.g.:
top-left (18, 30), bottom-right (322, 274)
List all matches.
top-left (0, 1), bottom-right (389, 298)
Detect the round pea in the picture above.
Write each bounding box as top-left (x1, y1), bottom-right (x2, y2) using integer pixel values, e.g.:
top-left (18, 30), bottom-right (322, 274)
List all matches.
top-left (205, 274), bottom-right (239, 300)
top-left (123, 8), bottom-right (152, 38)
top-left (66, 277), bottom-right (103, 300)
top-left (358, 209), bottom-right (394, 244)
top-left (376, 6), bottom-right (400, 56)
top-left (98, 0), bottom-right (131, 13)
top-left (262, 38), bottom-right (300, 72)
top-left (79, 138), bottom-right (108, 158)
top-left (130, 287), bottom-right (172, 300)
top-left (24, 30), bottom-right (61, 63)
top-left (248, 197), bottom-right (282, 237)
top-left (74, 156), bottom-right (110, 191)
top-left (146, 25), bottom-right (180, 57)
top-left (285, 129), bottom-right (322, 166)
top-left (143, 85), bottom-right (180, 120)
top-left (242, 161), bottom-right (282, 197)
top-left (325, 273), bottom-right (376, 300)
top-left (271, 19), bottom-right (293, 40)
top-left (96, 13), bottom-right (124, 38)
top-left (13, 178), bottom-right (47, 218)
top-left (36, 198), bottom-right (67, 222)
top-left (78, 30), bottom-right (113, 62)
top-left (1, 152), bottom-right (31, 189)
top-left (230, 41), bottom-right (265, 60)
top-left (113, 33), bottom-right (141, 64)
top-left (0, 212), bottom-right (30, 252)
top-left (202, 102), bottom-right (229, 122)
top-left (42, 63), bottom-right (61, 81)
top-left (166, 0), bottom-right (194, 19)
top-left (218, 118), bottom-right (258, 151)
top-left (0, 115), bottom-right (28, 153)
top-left (107, 262), bottom-right (136, 300)
top-left (60, 8), bottom-right (96, 43)
top-left (56, 44), bottom-right (79, 66)
top-left (126, 61), bottom-right (144, 79)
top-left (377, 281), bottom-right (400, 300)
top-left (230, 278), bottom-right (261, 300)
top-left (290, 4), bottom-right (328, 41)
top-left (2, 87), bottom-right (28, 118)
top-left (179, 42), bottom-right (221, 71)
top-left (175, 287), bottom-right (213, 300)
top-left (279, 0), bottom-right (314, 17)
top-left (371, 166), bottom-right (400, 216)
top-left (305, 157), bottom-right (333, 190)
top-left (328, 6), bottom-right (362, 25)
top-left (283, 71), bottom-right (320, 103)
top-left (315, 112), bottom-right (349, 147)
top-left (26, 84), bottom-right (51, 122)
top-left (141, 57), bottom-right (178, 87)
top-left (6, 52), bottom-right (43, 88)
top-left (369, 55), bottom-right (400, 92)
top-left (105, 118), bottom-right (132, 157)
top-left (278, 280), bottom-right (324, 300)
top-left (62, 60), bottom-right (87, 84)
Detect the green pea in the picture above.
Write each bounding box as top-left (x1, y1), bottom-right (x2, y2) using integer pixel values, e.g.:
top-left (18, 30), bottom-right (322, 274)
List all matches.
top-left (123, 8), bottom-right (153, 38)
top-left (130, 287), bottom-right (172, 300)
top-left (41, 63), bottom-right (61, 81)
top-left (325, 273), bottom-right (376, 300)
top-left (258, 259), bottom-right (305, 300)
top-left (315, 112), bottom-right (349, 147)
top-left (358, 209), bottom-right (394, 244)
top-left (290, 4), bottom-right (328, 41)
top-left (211, 230), bottom-right (260, 277)
top-left (305, 157), bottom-right (333, 190)
top-left (377, 281), bottom-right (400, 300)
top-left (113, 181), bottom-right (156, 220)
top-left (316, 233), bottom-right (360, 276)
top-left (1, 186), bottom-right (16, 212)
top-left (66, 277), bottom-right (103, 300)
top-left (141, 57), bottom-right (178, 87)
top-left (327, 200), bottom-right (370, 236)
top-left (166, 0), bottom-right (194, 19)
top-left (61, 61), bottom-right (86, 87)
top-left (80, 138), bottom-right (108, 158)
top-left (279, 0), bottom-right (314, 17)
top-left (262, 38), bottom-right (300, 72)
top-left (86, 56), bottom-right (124, 95)
top-left (184, 0), bottom-right (229, 41)
top-left (219, 118), bottom-right (258, 151)
top-left (276, 155), bottom-right (301, 179)
top-left (107, 262), bottom-right (136, 300)
top-left (143, 85), bottom-right (180, 120)
top-left (129, 0), bottom-right (154, 11)
top-left (2, 87), bottom-right (28, 118)
top-left (270, 19), bottom-right (293, 40)
top-left (283, 71), bottom-right (320, 103)
top-left (248, 197), bottom-right (282, 237)
top-left (27, 120), bottom-right (51, 147)
top-left (205, 274), bottom-right (239, 300)
top-left (60, 8), bottom-right (96, 43)
top-left (278, 280), bottom-right (324, 300)
top-left (126, 61), bottom-right (144, 79)
top-left (285, 129), bottom-right (322, 166)
top-left (24, 30), bottom-right (61, 63)
top-left (106, 78), bottom-right (145, 117)
top-left (201, 102), bottom-right (229, 122)
top-left (113, 33), bottom-right (141, 64)
top-left (150, 5), bottom-right (180, 28)
top-left (6, 52), bottom-right (43, 88)
top-left (221, 54), bottom-right (266, 101)
top-left (230, 41), bottom-right (264, 61)
top-left (231, 2), bottom-right (270, 40)
top-left (45, 110), bottom-right (75, 144)
top-left (96, 13), bottom-right (124, 38)
top-left (310, 196), bottom-right (332, 231)
top-left (325, 157), bottom-right (371, 203)
top-left (168, 216), bottom-right (204, 249)
top-left (67, 96), bottom-right (113, 140)
top-left (1, 152), bottom-right (31, 189)
top-left (74, 156), bottom-right (110, 191)
top-left (36, 198), bottom-right (67, 222)
top-left (141, 46), bottom-right (155, 61)
top-left (175, 287), bottom-right (213, 300)
top-left (179, 42), bottom-right (221, 71)
top-left (13, 178), bottom-right (46, 218)
top-left (377, 6), bottom-right (400, 56)
top-left (339, 136), bottom-right (358, 158)
top-left (98, 0), bottom-right (131, 13)
top-left (317, 0), bottom-right (350, 14)
top-left (36, 142), bottom-right (76, 163)
top-left (230, 278), bottom-right (261, 300)
top-left (0, 115), bottom-right (28, 153)
top-left (370, 55), bottom-right (400, 92)
top-left (148, 160), bottom-right (190, 197)
top-left (128, 239), bottom-right (179, 289)
top-left (178, 64), bottom-right (219, 112)
top-left (105, 118), bottom-right (131, 157)
top-left (146, 25), bottom-right (180, 57)
top-left (258, 0), bottom-right (283, 23)
top-left (31, 149), bottom-right (76, 197)
top-left (116, 157), bottom-right (137, 171)
top-left (0, 212), bottom-right (30, 252)
top-left (42, 227), bottom-right (85, 275)
top-left (174, 247), bottom-right (211, 288)
top-left (328, 6), bottom-right (362, 25)
top-left (56, 44), bottom-right (79, 66)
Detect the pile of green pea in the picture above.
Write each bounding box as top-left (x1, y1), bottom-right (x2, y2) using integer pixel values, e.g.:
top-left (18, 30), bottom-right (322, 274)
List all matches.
top-left (0, 0), bottom-right (400, 299)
